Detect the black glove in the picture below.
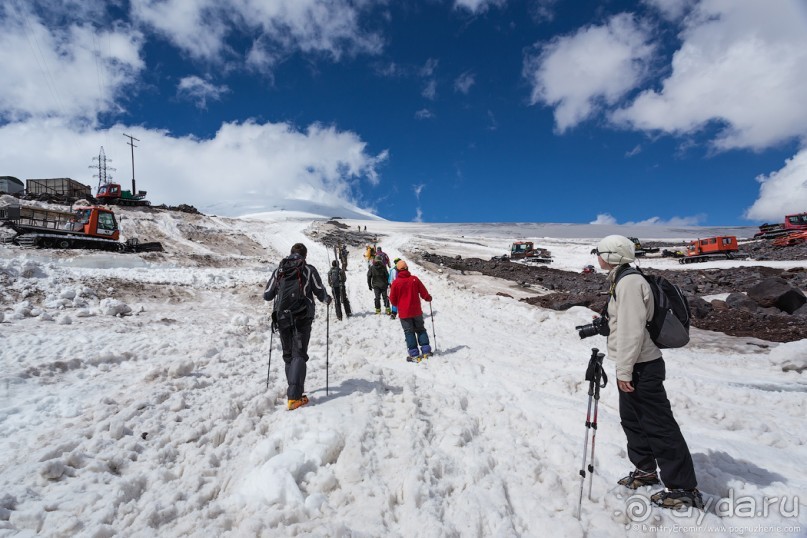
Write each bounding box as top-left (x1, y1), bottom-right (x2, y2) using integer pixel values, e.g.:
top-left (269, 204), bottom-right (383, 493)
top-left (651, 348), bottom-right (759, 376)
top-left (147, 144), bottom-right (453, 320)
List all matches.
top-left (368, 287), bottom-right (372, 291)
top-left (326, 295), bottom-right (332, 305)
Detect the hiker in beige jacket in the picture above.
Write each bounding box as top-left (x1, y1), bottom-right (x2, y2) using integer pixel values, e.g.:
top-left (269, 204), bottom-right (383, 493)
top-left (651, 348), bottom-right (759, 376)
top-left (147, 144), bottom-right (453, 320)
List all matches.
top-left (604, 265), bottom-right (659, 382)
top-left (595, 234), bottom-right (702, 510)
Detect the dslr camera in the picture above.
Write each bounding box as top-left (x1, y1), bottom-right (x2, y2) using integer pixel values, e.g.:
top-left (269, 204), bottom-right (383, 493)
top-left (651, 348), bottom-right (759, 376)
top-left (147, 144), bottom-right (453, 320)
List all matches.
top-left (575, 316), bottom-right (610, 339)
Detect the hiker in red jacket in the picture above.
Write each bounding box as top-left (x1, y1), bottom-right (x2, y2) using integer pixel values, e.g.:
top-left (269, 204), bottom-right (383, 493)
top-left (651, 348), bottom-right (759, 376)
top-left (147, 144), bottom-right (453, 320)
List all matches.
top-left (389, 260), bottom-right (433, 362)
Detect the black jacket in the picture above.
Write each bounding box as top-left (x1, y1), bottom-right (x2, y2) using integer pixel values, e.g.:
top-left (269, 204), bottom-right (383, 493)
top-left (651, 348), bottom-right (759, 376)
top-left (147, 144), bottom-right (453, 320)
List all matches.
top-left (367, 261), bottom-right (389, 289)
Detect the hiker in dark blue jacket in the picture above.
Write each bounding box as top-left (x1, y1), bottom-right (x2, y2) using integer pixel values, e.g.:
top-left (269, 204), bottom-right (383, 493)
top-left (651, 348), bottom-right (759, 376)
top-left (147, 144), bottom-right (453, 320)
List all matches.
top-left (264, 243), bottom-right (331, 410)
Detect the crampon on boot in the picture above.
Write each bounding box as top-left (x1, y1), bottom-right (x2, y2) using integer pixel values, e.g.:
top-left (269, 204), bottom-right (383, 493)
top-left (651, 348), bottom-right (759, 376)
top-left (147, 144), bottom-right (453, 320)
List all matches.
top-left (419, 344), bottom-right (432, 359)
top-left (617, 469), bottom-right (660, 489)
top-left (650, 488), bottom-right (704, 510)
top-left (406, 348), bottom-right (421, 363)
top-left (288, 395), bottom-right (310, 411)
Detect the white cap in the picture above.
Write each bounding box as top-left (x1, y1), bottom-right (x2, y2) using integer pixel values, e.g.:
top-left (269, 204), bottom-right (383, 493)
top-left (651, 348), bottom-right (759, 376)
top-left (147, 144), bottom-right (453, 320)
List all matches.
top-left (596, 235), bottom-right (635, 265)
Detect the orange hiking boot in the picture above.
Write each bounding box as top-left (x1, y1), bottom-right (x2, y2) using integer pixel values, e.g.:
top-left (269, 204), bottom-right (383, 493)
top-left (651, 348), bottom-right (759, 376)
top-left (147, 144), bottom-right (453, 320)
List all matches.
top-left (288, 395), bottom-right (310, 411)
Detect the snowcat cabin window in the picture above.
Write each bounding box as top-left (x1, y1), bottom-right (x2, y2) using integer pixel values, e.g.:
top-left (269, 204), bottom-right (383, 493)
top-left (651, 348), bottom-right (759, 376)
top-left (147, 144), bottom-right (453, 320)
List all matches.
top-left (513, 244), bottom-right (526, 253)
top-left (74, 209), bottom-right (90, 224)
top-left (97, 211), bottom-right (117, 231)
top-left (98, 185), bottom-right (108, 196)
top-left (788, 216), bottom-right (799, 225)
top-left (722, 237), bottom-right (732, 246)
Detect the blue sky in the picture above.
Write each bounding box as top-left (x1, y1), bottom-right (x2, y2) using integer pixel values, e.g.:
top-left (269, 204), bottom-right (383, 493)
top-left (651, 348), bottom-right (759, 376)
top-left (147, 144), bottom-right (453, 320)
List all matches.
top-left (1, 0), bottom-right (806, 225)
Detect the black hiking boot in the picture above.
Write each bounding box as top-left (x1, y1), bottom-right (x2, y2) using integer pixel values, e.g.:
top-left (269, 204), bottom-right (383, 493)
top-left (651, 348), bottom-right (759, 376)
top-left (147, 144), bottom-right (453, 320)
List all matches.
top-left (650, 488), bottom-right (704, 510)
top-left (617, 469), bottom-right (660, 490)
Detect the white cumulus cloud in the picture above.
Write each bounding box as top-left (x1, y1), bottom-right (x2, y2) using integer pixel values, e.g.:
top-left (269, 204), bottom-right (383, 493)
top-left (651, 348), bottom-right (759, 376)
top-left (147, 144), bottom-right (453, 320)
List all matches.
top-left (177, 76), bottom-right (229, 109)
top-left (0, 119), bottom-right (387, 216)
top-left (745, 148), bottom-right (807, 222)
top-left (131, 0), bottom-right (384, 69)
top-left (612, 0), bottom-right (807, 152)
top-left (0, 4), bottom-right (144, 123)
top-left (590, 213), bottom-right (705, 226)
top-left (524, 13), bottom-right (655, 132)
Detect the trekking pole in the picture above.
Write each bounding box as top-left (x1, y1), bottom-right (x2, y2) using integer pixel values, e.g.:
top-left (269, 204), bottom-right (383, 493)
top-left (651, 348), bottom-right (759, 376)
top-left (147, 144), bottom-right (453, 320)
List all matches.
top-left (266, 324), bottom-right (274, 389)
top-left (576, 348), bottom-right (607, 520)
top-left (429, 301), bottom-right (437, 352)
top-left (587, 352), bottom-right (606, 503)
top-left (326, 301), bottom-right (330, 396)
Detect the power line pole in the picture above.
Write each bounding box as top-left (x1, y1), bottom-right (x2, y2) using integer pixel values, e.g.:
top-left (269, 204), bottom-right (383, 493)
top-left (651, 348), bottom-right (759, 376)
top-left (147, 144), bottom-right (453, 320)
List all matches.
top-left (123, 133), bottom-right (140, 194)
top-left (90, 146), bottom-right (115, 193)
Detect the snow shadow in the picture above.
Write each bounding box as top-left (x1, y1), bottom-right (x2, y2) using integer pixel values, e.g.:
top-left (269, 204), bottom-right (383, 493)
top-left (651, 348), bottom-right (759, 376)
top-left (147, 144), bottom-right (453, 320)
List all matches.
top-left (694, 450), bottom-right (787, 495)
top-left (309, 377), bottom-right (401, 404)
top-left (433, 344), bottom-right (469, 356)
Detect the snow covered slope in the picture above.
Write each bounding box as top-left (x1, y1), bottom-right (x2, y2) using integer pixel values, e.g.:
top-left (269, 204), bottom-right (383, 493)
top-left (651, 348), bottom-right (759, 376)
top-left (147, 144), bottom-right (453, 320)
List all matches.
top-left (0, 210), bottom-right (804, 537)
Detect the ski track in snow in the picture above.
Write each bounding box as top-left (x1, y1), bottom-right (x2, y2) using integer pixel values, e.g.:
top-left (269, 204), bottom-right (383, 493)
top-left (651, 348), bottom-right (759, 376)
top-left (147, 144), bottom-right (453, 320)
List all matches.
top-left (1, 215), bottom-right (806, 537)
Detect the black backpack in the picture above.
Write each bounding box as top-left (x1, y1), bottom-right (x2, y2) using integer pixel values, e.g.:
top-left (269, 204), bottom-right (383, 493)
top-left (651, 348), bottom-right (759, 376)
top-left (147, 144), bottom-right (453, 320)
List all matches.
top-left (272, 256), bottom-right (309, 330)
top-left (614, 266), bottom-right (691, 349)
top-left (328, 266), bottom-right (343, 288)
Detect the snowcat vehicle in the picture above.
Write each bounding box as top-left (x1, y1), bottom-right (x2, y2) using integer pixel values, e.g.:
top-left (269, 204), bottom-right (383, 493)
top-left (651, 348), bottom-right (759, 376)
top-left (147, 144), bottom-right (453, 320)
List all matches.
top-left (754, 212), bottom-right (807, 239)
top-left (509, 241), bottom-right (553, 263)
top-left (97, 182), bottom-right (150, 206)
top-left (628, 237), bottom-right (660, 257)
top-left (0, 204), bottom-right (162, 252)
top-left (678, 236), bottom-right (746, 264)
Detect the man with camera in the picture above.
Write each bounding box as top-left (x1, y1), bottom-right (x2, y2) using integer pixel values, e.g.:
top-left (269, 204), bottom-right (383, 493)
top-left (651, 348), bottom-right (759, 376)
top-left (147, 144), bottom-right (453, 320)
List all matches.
top-left (592, 234), bottom-right (702, 509)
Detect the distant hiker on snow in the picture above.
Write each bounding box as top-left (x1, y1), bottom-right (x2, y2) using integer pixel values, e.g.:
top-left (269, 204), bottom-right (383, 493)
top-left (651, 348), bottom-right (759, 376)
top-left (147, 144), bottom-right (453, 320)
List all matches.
top-left (389, 259), bottom-right (433, 362)
top-left (367, 255), bottom-right (391, 315)
top-left (388, 257), bottom-right (401, 319)
top-left (595, 234), bottom-right (702, 509)
top-left (263, 243), bottom-right (331, 411)
top-left (327, 260), bottom-right (352, 321)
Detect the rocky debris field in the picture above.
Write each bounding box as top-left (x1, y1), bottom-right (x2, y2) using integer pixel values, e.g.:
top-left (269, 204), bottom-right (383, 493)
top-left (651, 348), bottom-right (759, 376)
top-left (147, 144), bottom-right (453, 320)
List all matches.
top-left (304, 221), bottom-right (807, 343)
top-left (311, 220), bottom-right (385, 249)
top-left (419, 252), bottom-right (807, 344)
top-left (643, 238), bottom-right (807, 262)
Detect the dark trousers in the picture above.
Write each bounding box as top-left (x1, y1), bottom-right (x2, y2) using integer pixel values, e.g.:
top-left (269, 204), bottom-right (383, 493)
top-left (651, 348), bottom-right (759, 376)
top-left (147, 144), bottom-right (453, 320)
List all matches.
top-left (619, 358), bottom-right (697, 490)
top-left (373, 287), bottom-right (389, 310)
top-left (400, 315), bottom-right (430, 351)
top-left (278, 317), bottom-right (313, 400)
top-left (331, 286), bottom-right (351, 319)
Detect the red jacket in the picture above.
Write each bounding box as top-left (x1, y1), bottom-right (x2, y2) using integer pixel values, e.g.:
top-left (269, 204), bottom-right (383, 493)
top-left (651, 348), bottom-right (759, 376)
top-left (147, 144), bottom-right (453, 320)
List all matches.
top-left (389, 270), bottom-right (431, 318)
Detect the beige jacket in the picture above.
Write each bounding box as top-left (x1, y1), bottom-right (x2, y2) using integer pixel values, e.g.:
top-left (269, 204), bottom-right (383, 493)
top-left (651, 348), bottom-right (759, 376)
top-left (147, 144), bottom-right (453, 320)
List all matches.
top-left (606, 266), bottom-right (662, 381)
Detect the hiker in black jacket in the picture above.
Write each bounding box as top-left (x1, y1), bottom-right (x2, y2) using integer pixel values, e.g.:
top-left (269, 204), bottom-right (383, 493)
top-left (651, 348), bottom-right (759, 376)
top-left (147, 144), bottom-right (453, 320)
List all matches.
top-left (263, 243), bottom-right (331, 411)
top-left (367, 255), bottom-right (391, 315)
top-left (327, 260), bottom-right (351, 321)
